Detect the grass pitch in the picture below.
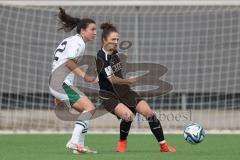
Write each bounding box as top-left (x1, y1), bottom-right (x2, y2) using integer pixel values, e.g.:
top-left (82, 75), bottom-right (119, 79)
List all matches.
top-left (0, 134), bottom-right (239, 160)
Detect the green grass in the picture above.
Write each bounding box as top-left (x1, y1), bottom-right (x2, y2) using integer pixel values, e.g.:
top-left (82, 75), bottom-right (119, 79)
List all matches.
top-left (0, 134), bottom-right (239, 160)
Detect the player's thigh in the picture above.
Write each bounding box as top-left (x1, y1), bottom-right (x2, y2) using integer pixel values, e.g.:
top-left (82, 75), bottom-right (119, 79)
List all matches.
top-left (136, 100), bottom-right (154, 118)
top-left (99, 90), bottom-right (134, 121)
top-left (62, 83), bottom-right (95, 112)
top-left (114, 103), bottom-right (134, 122)
top-left (99, 96), bottom-right (134, 121)
top-left (73, 96), bottom-right (95, 113)
top-left (120, 90), bottom-right (143, 114)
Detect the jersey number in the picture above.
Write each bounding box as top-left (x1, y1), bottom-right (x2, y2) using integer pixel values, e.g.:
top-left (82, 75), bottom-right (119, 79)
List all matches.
top-left (54, 41), bottom-right (67, 61)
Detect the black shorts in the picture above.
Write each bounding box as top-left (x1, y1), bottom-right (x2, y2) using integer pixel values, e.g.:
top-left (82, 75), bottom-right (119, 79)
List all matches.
top-left (99, 89), bottom-right (143, 116)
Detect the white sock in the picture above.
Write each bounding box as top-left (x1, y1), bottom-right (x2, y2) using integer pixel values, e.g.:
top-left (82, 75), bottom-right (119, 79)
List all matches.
top-left (159, 140), bottom-right (166, 144)
top-left (79, 120), bottom-right (89, 147)
top-left (79, 132), bottom-right (86, 147)
top-left (70, 120), bottom-right (87, 144)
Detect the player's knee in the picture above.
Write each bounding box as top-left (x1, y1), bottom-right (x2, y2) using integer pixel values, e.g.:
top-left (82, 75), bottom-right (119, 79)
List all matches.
top-left (83, 105), bottom-right (95, 117)
top-left (85, 104), bottom-right (95, 111)
top-left (123, 111), bottom-right (134, 122)
top-left (143, 110), bottom-right (155, 119)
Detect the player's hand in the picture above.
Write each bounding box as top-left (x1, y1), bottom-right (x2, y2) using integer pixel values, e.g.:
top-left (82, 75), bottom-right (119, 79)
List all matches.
top-left (128, 77), bottom-right (138, 84)
top-left (92, 76), bottom-right (99, 83)
top-left (54, 98), bottom-right (61, 107)
top-left (84, 74), bottom-right (97, 83)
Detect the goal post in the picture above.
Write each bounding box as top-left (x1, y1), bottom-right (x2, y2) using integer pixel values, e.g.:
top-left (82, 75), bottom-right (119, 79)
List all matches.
top-left (2, 0), bottom-right (240, 6)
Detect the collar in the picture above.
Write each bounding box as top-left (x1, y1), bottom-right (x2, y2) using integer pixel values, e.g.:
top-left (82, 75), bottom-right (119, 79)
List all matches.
top-left (102, 47), bottom-right (112, 61)
top-left (76, 34), bottom-right (86, 45)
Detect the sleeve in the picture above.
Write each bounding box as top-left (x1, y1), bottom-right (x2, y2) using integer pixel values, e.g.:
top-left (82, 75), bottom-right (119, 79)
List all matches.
top-left (65, 44), bottom-right (82, 60)
top-left (104, 66), bottom-right (114, 77)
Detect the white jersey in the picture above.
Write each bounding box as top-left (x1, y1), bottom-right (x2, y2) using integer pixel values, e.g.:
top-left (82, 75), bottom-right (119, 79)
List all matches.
top-left (52, 34), bottom-right (85, 85)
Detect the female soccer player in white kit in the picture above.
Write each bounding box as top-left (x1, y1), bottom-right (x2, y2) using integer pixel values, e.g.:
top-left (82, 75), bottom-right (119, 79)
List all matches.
top-left (49, 8), bottom-right (97, 154)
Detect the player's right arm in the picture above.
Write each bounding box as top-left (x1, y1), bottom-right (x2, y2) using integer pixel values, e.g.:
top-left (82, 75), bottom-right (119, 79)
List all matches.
top-left (66, 59), bottom-right (85, 77)
top-left (96, 58), bottom-right (137, 85)
top-left (66, 59), bottom-right (96, 82)
top-left (108, 74), bottom-right (137, 85)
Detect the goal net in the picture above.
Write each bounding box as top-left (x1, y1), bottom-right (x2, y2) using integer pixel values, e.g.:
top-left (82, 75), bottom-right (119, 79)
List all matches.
top-left (0, 1), bottom-right (240, 133)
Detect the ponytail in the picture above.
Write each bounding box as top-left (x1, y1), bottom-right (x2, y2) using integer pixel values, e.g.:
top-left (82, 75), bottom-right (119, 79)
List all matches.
top-left (57, 7), bottom-right (95, 33)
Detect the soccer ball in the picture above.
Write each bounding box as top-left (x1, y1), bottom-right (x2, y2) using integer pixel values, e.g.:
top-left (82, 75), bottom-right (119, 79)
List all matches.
top-left (183, 123), bottom-right (205, 144)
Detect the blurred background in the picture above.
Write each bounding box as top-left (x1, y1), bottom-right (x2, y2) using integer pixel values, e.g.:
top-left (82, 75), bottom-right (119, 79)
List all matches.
top-left (0, 0), bottom-right (240, 133)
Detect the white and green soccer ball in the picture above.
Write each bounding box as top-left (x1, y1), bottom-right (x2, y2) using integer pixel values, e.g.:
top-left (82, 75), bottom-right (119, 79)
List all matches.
top-left (183, 123), bottom-right (205, 144)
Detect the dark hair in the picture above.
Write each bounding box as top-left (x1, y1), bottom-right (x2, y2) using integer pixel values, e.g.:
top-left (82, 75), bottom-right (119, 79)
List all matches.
top-left (100, 22), bottom-right (118, 43)
top-left (58, 7), bottom-right (95, 33)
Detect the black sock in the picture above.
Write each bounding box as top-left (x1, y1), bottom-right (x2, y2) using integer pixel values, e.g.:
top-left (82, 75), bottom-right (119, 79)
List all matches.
top-left (120, 120), bottom-right (132, 140)
top-left (147, 115), bottom-right (165, 142)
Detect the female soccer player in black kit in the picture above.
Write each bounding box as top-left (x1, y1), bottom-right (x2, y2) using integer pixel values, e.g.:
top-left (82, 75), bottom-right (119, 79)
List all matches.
top-left (96, 23), bottom-right (176, 153)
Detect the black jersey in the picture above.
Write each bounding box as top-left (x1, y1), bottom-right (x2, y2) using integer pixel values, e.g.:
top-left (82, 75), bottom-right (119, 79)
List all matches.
top-left (96, 49), bottom-right (130, 96)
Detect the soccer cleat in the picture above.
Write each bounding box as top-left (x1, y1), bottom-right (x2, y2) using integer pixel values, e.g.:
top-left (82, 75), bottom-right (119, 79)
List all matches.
top-left (66, 141), bottom-right (87, 153)
top-left (116, 140), bottom-right (127, 152)
top-left (73, 146), bottom-right (98, 154)
top-left (160, 143), bottom-right (176, 152)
